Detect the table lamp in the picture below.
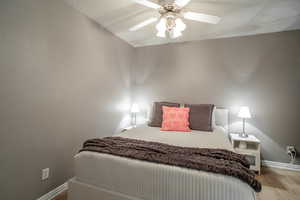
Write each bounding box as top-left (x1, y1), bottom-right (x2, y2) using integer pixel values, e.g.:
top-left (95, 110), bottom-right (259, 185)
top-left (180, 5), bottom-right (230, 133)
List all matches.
top-left (237, 106), bottom-right (251, 138)
top-left (131, 103), bottom-right (140, 127)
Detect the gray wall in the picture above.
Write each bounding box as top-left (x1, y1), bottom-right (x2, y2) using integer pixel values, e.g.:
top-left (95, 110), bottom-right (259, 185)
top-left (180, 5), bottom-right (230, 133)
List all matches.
top-left (133, 30), bottom-right (300, 164)
top-left (0, 0), bottom-right (299, 198)
top-left (0, 0), bottom-right (134, 199)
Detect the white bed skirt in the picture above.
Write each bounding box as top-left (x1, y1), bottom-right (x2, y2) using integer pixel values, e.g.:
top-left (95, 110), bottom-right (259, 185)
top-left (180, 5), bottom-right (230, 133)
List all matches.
top-left (69, 178), bottom-right (256, 200)
top-left (70, 151), bottom-right (256, 200)
top-left (69, 179), bottom-right (141, 200)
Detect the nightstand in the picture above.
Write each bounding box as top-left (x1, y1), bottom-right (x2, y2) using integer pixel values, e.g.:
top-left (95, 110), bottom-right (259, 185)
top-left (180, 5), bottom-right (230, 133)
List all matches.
top-left (230, 133), bottom-right (261, 175)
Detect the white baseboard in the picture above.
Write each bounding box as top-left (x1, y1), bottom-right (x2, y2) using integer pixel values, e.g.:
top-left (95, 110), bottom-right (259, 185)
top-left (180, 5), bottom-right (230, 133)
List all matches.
top-left (37, 182), bottom-right (68, 200)
top-left (262, 160), bottom-right (300, 171)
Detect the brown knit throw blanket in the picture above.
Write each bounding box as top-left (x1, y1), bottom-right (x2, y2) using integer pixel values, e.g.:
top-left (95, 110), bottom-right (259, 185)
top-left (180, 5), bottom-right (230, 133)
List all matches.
top-left (80, 137), bottom-right (261, 192)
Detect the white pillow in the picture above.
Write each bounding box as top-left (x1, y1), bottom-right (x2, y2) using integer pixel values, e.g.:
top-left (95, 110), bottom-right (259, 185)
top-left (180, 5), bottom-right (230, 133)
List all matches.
top-left (212, 106), bottom-right (217, 129)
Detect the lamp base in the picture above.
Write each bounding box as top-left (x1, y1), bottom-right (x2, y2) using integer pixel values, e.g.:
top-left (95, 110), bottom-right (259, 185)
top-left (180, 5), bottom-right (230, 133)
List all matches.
top-left (239, 132), bottom-right (248, 138)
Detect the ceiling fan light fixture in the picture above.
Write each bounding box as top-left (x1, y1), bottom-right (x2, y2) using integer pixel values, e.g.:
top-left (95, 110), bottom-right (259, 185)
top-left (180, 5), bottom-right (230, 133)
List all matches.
top-left (131, 0), bottom-right (220, 39)
top-left (156, 18), bottom-right (167, 38)
top-left (156, 18), bottom-right (167, 32)
top-left (171, 29), bottom-right (182, 38)
top-left (175, 18), bottom-right (186, 32)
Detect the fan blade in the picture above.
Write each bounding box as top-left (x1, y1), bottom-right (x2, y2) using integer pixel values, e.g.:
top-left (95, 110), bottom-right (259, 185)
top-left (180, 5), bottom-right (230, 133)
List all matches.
top-left (183, 12), bottom-right (221, 24)
top-left (175, 0), bottom-right (191, 8)
top-left (129, 17), bottom-right (158, 31)
top-left (133, 0), bottom-right (161, 9)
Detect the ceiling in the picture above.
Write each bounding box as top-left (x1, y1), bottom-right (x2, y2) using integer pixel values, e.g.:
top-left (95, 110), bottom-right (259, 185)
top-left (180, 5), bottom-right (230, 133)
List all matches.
top-left (65, 0), bottom-right (300, 47)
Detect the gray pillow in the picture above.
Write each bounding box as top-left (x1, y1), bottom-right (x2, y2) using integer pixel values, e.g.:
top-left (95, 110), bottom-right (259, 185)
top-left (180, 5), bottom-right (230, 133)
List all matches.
top-left (185, 104), bottom-right (214, 131)
top-left (148, 102), bottom-right (180, 127)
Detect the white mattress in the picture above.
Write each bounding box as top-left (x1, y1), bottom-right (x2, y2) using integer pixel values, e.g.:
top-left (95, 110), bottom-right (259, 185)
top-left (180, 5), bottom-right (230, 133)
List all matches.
top-left (74, 126), bottom-right (256, 200)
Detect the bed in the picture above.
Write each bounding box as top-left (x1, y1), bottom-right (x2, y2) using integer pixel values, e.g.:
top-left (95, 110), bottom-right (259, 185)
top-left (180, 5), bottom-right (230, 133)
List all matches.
top-left (69, 108), bottom-right (257, 200)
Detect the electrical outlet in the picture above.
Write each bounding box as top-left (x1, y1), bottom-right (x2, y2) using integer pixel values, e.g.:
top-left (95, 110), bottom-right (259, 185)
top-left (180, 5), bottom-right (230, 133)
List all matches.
top-left (286, 146), bottom-right (296, 154)
top-left (286, 146), bottom-right (297, 164)
top-left (42, 168), bottom-right (49, 180)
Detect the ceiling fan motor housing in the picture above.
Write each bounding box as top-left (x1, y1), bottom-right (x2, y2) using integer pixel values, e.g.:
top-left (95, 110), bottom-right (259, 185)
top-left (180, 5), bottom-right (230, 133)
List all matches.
top-left (158, 1), bottom-right (182, 32)
top-left (163, 12), bottom-right (178, 31)
top-left (159, 3), bottom-right (181, 14)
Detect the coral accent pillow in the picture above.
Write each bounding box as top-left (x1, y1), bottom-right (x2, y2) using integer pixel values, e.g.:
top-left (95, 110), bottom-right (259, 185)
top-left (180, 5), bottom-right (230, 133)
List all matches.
top-left (161, 106), bottom-right (191, 132)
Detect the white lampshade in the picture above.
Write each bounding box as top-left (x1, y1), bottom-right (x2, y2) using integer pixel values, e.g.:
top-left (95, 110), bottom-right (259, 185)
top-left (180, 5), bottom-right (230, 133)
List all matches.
top-left (175, 18), bottom-right (186, 32)
top-left (156, 18), bottom-right (167, 38)
top-left (131, 103), bottom-right (140, 113)
top-left (156, 18), bottom-right (166, 32)
top-left (238, 106), bottom-right (251, 119)
top-left (171, 29), bottom-right (182, 38)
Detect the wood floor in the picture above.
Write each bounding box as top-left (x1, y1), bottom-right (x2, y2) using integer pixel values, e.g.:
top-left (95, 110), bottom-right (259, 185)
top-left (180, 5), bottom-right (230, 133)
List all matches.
top-left (256, 167), bottom-right (300, 200)
top-left (53, 191), bottom-right (68, 200)
top-left (54, 167), bottom-right (300, 200)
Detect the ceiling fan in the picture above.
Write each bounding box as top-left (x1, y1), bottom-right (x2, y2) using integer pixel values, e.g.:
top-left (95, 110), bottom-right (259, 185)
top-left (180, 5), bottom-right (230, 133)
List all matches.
top-left (129, 0), bottom-right (221, 39)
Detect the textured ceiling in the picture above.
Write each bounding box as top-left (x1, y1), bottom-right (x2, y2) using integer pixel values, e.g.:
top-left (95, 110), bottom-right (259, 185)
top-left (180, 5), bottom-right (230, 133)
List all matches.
top-left (65, 0), bottom-right (300, 47)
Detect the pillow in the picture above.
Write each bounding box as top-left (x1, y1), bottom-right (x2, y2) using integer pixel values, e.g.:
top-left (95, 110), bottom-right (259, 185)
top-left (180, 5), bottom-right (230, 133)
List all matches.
top-left (184, 104), bottom-right (214, 131)
top-left (212, 106), bottom-right (216, 128)
top-left (161, 106), bottom-right (191, 132)
top-left (148, 102), bottom-right (180, 127)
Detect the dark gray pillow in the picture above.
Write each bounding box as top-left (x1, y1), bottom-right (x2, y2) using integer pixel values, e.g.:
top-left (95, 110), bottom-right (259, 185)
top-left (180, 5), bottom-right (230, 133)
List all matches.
top-left (148, 102), bottom-right (180, 127)
top-left (185, 104), bottom-right (214, 131)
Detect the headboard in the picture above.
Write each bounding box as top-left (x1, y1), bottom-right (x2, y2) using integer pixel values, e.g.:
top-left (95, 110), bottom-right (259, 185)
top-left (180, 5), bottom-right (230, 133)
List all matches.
top-left (214, 107), bottom-right (229, 132)
top-left (144, 103), bottom-right (229, 132)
